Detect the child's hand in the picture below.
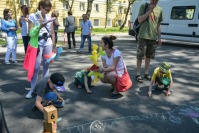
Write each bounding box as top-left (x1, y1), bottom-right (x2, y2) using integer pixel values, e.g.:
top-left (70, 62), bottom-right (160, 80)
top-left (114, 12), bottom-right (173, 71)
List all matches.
top-left (57, 97), bottom-right (63, 102)
top-left (148, 91), bottom-right (152, 97)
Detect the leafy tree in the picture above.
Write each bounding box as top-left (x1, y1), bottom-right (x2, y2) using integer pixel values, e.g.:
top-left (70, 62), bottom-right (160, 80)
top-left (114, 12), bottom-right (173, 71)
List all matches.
top-left (119, 0), bottom-right (135, 30)
top-left (60, 0), bottom-right (75, 12)
top-left (105, 0), bottom-right (117, 29)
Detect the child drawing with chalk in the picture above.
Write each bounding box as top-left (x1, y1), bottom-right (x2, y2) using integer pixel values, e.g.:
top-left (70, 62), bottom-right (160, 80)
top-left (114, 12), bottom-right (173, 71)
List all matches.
top-left (148, 62), bottom-right (174, 97)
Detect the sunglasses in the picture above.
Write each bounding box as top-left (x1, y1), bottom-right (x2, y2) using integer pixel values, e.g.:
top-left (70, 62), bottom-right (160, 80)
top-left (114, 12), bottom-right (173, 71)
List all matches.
top-left (43, 7), bottom-right (51, 12)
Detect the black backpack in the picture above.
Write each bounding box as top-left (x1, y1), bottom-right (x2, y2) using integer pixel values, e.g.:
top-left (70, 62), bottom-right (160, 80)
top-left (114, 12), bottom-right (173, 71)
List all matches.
top-left (133, 3), bottom-right (149, 36)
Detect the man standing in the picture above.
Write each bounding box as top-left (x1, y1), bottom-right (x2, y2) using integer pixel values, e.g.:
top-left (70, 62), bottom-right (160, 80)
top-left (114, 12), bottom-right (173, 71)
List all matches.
top-left (77, 14), bottom-right (93, 54)
top-left (135, 0), bottom-right (163, 83)
top-left (64, 11), bottom-right (76, 49)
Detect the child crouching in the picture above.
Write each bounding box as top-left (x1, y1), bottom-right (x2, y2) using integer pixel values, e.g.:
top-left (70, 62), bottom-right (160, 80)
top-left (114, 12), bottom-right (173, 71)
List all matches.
top-left (74, 67), bottom-right (93, 94)
top-left (148, 62), bottom-right (173, 97)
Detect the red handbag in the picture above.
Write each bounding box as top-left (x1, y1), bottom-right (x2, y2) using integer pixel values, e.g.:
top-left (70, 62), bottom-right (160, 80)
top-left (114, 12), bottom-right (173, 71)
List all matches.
top-left (115, 68), bottom-right (132, 92)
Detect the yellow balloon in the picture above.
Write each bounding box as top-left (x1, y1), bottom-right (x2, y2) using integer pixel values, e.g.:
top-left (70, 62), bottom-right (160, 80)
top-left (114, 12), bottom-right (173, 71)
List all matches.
top-left (88, 44), bottom-right (105, 84)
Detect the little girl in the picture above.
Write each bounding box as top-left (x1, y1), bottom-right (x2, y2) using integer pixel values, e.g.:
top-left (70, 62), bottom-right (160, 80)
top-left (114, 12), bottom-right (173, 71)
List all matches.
top-left (74, 67), bottom-right (93, 94)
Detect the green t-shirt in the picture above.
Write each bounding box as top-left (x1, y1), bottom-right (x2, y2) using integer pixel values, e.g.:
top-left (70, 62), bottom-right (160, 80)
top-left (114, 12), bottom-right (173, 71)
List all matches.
top-left (138, 3), bottom-right (163, 40)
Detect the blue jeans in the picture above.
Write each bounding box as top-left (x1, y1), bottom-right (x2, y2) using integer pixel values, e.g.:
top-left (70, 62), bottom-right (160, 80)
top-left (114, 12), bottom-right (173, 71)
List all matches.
top-left (80, 34), bottom-right (92, 52)
top-left (43, 92), bottom-right (65, 107)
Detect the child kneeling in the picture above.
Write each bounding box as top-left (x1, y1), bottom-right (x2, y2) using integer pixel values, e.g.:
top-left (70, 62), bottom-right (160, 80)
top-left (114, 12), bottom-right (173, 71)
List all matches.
top-left (148, 62), bottom-right (173, 97)
top-left (74, 67), bottom-right (93, 94)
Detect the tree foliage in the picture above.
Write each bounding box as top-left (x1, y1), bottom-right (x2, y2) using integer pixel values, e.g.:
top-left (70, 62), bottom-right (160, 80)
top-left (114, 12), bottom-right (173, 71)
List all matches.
top-left (119, 0), bottom-right (136, 30)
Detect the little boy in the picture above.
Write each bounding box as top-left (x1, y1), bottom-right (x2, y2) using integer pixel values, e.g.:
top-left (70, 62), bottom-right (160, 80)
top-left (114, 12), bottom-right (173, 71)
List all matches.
top-left (31, 73), bottom-right (65, 113)
top-left (148, 62), bottom-right (173, 97)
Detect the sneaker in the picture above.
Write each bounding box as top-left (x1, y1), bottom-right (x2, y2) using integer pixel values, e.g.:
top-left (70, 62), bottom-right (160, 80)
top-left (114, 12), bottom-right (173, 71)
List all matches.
top-left (77, 50), bottom-right (83, 54)
top-left (12, 60), bottom-right (18, 63)
top-left (25, 90), bottom-right (33, 99)
top-left (4, 61), bottom-right (10, 65)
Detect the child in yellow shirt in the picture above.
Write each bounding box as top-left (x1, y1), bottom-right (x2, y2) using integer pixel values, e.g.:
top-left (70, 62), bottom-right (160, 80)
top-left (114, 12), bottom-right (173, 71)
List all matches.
top-left (148, 62), bottom-right (173, 97)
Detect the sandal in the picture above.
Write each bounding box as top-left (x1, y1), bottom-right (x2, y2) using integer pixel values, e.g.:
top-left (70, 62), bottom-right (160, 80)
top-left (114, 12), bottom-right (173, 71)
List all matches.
top-left (144, 74), bottom-right (151, 81)
top-left (135, 75), bottom-right (143, 83)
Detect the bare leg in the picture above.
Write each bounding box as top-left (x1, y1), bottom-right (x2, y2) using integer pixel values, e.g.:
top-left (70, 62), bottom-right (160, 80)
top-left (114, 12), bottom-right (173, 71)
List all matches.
top-left (145, 57), bottom-right (151, 75)
top-left (136, 59), bottom-right (142, 76)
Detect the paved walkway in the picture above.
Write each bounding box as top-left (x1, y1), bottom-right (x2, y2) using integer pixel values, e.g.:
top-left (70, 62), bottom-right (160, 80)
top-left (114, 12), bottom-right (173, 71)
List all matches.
top-left (0, 35), bottom-right (199, 133)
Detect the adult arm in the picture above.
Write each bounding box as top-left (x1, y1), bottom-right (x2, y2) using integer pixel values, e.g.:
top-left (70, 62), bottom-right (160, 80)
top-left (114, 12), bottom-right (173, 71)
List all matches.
top-left (50, 22), bottom-right (56, 52)
top-left (157, 23), bottom-right (162, 46)
top-left (101, 58), bottom-right (108, 68)
top-left (19, 17), bottom-right (22, 27)
top-left (138, 4), bottom-right (155, 23)
top-left (54, 19), bottom-right (60, 26)
top-left (101, 56), bottom-right (120, 73)
top-left (89, 21), bottom-right (93, 35)
top-left (1, 20), bottom-right (9, 32)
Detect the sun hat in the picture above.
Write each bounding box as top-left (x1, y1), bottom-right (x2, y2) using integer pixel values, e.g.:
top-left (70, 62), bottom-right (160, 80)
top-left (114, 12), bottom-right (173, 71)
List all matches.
top-left (159, 62), bottom-right (171, 73)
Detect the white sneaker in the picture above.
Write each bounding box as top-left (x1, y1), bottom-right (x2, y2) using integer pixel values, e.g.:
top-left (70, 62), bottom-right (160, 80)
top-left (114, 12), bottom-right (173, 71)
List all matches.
top-left (25, 90), bottom-right (33, 99)
top-left (12, 60), bottom-right (18, 63)
top-left (4, 61), bottom-right (10, 65)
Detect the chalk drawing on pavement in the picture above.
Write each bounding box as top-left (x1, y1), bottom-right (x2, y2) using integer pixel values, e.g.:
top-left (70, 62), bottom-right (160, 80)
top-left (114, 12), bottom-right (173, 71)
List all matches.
top-left (57, 100), bottom-right (199, 133)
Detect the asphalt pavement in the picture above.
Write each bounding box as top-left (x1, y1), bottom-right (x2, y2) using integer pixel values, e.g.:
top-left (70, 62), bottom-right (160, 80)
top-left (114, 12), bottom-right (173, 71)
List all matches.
top-left (0, 34), bottom-right (199, 133)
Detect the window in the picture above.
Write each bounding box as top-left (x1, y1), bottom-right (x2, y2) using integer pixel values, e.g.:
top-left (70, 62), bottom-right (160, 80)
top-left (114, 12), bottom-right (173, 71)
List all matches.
top-left (20, 0), bottom-right (30, 6)
top-left (79, 2), bottom-right (85, 11)
top-left (63, 1), bottom-right (69, 10)
top-left (171, 6), bottom-right (195, 20)
top-left (94, 19), bottom-right (99, 26)
top-left (118, 7), bottom-right (122, 14)
top-left (106, 19), bottom-right (112, 27)
top-left (79, 19), bottom-right (83, 27)
top-left (118, 20), bottom-right (122, 26)
top-left (94, 4), bottom-right (99, 12)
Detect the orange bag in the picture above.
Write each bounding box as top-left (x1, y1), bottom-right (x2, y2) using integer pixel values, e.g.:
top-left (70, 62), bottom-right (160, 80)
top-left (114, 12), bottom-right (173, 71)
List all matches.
top-left (115, 69), bottom-right (132, 92)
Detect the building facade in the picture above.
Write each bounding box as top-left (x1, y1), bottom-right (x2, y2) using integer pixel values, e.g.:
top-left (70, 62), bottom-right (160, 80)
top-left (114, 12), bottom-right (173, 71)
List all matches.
top-left (0, 0), bottom-right (130, 29)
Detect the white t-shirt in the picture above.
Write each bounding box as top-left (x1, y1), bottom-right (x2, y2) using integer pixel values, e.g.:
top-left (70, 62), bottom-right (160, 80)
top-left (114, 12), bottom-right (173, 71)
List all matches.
top-left (101, 49), bottom-right (125, 76)
top-left (29, 13), bottom-right (52, 46)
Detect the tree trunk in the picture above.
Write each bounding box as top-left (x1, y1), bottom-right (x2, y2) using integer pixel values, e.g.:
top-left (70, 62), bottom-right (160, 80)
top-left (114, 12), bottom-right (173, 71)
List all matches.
top-left (86, 0), bottom-right (94, 19)
top-left (105, 0), bottom-right (109, 29)
top-left (13, 0), bottom-right (17, 25)
top-left (119, 1), bottom-right (131, 30)
top-left (69, 0), bottom-right (75, 12)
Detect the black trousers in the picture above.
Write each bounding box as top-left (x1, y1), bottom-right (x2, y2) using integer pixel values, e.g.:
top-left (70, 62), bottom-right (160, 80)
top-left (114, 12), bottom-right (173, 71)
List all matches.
top-left (22, 36), bottom-right (30, 53)
top-left (67, 32), bottom-right (76, 48)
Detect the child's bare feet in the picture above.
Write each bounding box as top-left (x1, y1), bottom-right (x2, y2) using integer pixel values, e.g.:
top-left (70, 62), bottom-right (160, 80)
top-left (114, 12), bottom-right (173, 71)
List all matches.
top-left (77, 84), bottom-right (82, 89)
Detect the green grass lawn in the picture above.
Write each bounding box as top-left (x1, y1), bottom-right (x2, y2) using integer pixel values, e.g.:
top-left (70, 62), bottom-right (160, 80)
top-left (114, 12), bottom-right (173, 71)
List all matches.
top-left (16, 27), bottom-right (128, 34)
top-left (1, 27), bottom-right (128, 46)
